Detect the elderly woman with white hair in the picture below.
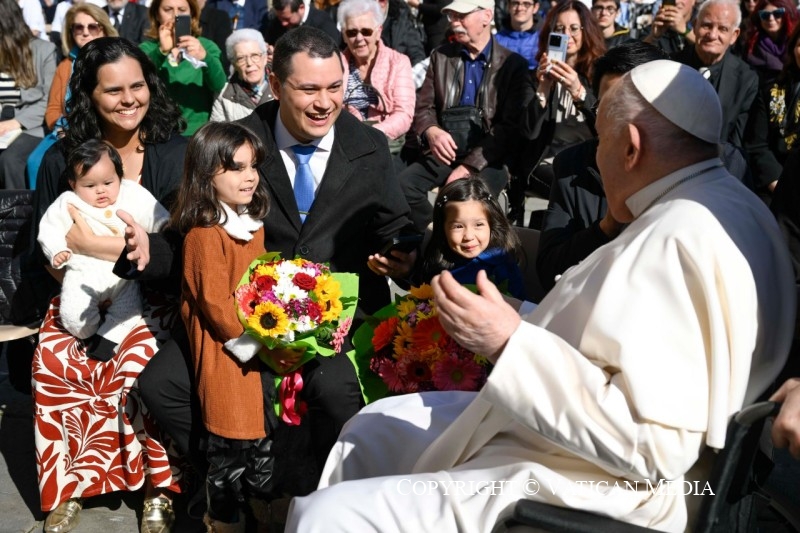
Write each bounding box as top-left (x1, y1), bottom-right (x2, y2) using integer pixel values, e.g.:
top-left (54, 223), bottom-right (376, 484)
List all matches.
top-left (338, 0), bottom-right (415, 156)
top-left (210, 28), bottom-right (274, 122)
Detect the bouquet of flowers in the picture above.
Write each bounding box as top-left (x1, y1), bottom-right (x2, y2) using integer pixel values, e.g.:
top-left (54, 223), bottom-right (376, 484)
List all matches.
top-left (350, 284), bottom-right (490, 403)
top-left (235, 252), bottom-right (358, 423)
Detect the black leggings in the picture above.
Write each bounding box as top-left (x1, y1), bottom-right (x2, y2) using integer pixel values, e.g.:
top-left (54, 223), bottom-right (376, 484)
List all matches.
top-left (137, 323), bottom-right (364, 491)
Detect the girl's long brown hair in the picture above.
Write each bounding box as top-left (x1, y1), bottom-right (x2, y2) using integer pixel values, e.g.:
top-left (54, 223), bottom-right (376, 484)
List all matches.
top-left (170, 122), bottom-right (270, 235)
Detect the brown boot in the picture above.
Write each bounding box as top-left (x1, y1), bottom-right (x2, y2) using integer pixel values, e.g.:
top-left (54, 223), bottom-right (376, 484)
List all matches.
top-left (203, 513), bottom-right (246, 533)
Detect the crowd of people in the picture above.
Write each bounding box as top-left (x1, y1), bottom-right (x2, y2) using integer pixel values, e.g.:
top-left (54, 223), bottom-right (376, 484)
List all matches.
top-left (1, 0), bottom-right (800, 531)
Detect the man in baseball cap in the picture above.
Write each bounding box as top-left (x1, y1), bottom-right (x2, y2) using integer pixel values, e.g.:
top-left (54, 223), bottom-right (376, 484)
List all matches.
top-left (394, 0), bottom-right (532, 232)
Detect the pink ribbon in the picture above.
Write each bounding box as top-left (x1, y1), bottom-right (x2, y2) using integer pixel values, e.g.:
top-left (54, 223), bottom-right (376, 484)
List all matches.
top-left (278, 369), bottom-right (307, 425)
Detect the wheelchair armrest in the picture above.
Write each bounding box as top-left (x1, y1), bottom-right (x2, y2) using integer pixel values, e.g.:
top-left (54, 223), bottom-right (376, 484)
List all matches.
top-left (496, 499), bottom-right (655, 533)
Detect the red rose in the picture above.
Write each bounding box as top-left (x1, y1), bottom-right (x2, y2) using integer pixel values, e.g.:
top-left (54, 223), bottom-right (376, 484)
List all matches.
top-left (255, 275), bottom-right (276, 292)
top-left (293, 272), bottom-right (316, 290)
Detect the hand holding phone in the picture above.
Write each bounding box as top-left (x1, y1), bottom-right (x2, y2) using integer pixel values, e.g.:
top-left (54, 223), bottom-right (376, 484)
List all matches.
top-left (380, 234), bottom-right (424, 258)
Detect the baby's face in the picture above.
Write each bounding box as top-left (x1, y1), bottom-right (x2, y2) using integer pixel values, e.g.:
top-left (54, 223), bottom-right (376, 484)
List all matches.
top-left (71, 153), bottom-right (122, 209)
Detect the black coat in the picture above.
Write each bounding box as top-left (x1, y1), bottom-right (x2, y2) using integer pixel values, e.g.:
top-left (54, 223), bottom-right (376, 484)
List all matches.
top-left (108, 3), bottom-right (150, 45)
top-left (200, 4), bottom-right (233, 73)
top-left (381, 0), bottom-right (426, 65)
top-left (238, 101), bottom-right (414, 313)
top-left (744, 75), bottom-right (800, 189)
top-left (263, 8), bottom-right (341, 47)
top-left (673, 47), bottom-right (759, 148)
top-left (772, 149), bottom-right (800, 283)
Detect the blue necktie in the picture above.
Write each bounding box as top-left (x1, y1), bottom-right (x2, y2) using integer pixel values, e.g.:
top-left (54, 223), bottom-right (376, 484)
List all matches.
top-left (291, 144), bottom-right (316, 223)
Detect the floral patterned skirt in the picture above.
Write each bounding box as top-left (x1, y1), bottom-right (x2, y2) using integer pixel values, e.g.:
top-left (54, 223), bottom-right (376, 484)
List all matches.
top-left (32, 294), bottom-right (182, 512)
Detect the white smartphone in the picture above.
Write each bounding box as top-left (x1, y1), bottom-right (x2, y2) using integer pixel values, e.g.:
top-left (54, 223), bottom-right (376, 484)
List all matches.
top-left (547, 32), bottom-right (569, 65)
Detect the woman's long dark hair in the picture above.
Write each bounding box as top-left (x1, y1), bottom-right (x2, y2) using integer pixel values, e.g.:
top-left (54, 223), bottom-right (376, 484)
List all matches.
top-left (746, 0), bottom-right (798, 56)
top-left (64, 37), bottom-right (186, 154)
top-left (170, 122), bottom-right (270, 235)
top-left (536, 0), bottom-right (606, 80)
top-left (0, 0), bottom-right (36, 88)
top-left (421, 177), bottom-right (521, 280)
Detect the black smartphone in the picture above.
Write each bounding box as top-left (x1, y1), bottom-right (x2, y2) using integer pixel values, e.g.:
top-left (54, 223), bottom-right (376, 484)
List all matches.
top-left (662, 0), bottom-right (676, 6)
top-left (380, 234), bottom-right (424, 257)
top-left (174, 14), bottom-right (191, 40)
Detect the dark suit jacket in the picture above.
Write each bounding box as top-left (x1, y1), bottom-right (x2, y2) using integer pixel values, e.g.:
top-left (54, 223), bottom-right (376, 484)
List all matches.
top-left (200, 5), bottom-right (233, 73)
top-left (237, 101), bottom-right (413, 313)
top-left (208, 0), bottom-right (268, 31)
top-left (263, 7), bottom-right (341, 46)
top-left (108, 3), bottom-right (150, 45)
top-left (673, 47), bottom-right (759, 148)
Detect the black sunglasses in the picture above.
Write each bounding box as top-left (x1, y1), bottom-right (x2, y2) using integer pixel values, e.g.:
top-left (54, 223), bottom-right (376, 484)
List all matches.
top-left (345, 27), bottom-right (375, 38)
top-left (759, 8), bottom-right (785, 20)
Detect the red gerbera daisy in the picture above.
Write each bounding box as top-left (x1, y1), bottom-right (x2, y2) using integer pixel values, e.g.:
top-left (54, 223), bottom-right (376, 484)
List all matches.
top-left (372, 316), bottom-right (399, 351)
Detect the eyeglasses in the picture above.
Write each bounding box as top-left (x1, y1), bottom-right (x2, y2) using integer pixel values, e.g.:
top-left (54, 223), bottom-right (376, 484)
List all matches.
top-left (553, 24), bottom-right (583, 35)
top-left (234, 52), bottom-right (265, 66)
top-left (759, 7), bottom-right (785, 20)
top-left (591, 5), bottom-right (617, 14)
top-left (344, 27), bottom-right (376, 38)
top-left (509, 1), bottom-right (535, 9)
top-left (445, 9), bottom-right (482, 22)
top-left (72, 22), bottom-right (103, 35)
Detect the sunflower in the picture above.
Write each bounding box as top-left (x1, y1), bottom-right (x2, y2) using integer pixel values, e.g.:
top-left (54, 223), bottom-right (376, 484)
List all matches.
top-left (247, 301), bottom-right (289, 337)
top-left (321, 296), bottom-right (343, 322)
top-left (253, 263), bottom-right (277, 280)
top-left (409, 284), bottom-right (434, 300)
top-left (393, 320), bottom-right (413, 355)
top-left (396, 299), bottom-right (417, 319)
top-left (315, 275), bottom-right (342, 301)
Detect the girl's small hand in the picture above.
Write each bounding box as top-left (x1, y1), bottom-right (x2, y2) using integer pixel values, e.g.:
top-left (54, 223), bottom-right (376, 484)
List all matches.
top-left (177, 35), bottom-right (206, 60)
top-left (158, 21), bottom-right (175, 54)
top-left (368, 250), bottom-right (417, 279)
top-left (264, 347), bottom-right (306, 374)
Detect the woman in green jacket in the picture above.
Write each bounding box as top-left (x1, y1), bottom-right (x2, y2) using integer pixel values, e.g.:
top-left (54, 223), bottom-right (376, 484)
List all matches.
top-left (140, 0), bottom-right (227, 135)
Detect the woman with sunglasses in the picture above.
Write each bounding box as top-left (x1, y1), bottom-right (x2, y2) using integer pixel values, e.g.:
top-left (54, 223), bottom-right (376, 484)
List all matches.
top-left (511, 0), bottom-right (604, 215)
top-left (0, 0), bottom-right (57, 189)
top-left (25, 4), bottom-right (117, 188)
top-left (743, 0), bottom-right (798, 82)
top-left (745, 22), bottom-right (800, 198)
top-left (140, 0), bottom-right (227, 135)
top-left (211, 28), bottom-right (275, 122)
top-left (338, 0), bottom-right (415, 165)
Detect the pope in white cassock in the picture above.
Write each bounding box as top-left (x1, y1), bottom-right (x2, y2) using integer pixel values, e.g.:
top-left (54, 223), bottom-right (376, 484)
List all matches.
top-left (286, 60), bottom-right (797, 532)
